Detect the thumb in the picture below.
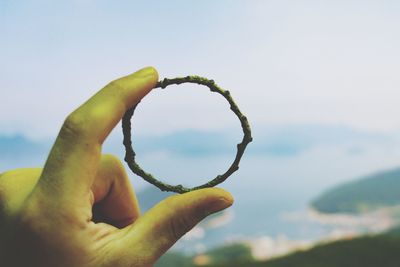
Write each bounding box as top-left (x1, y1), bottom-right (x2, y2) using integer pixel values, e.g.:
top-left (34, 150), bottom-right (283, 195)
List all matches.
top-left (119, 188), bottom-right (233, 263)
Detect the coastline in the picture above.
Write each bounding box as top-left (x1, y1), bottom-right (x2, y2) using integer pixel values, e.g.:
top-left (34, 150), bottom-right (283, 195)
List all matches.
top-left (240, 205), bottom-right (400, 261)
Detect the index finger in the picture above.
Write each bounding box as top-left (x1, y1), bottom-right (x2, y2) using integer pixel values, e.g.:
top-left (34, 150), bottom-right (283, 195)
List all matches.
top-left (36, 67), bottom-right (158, 203)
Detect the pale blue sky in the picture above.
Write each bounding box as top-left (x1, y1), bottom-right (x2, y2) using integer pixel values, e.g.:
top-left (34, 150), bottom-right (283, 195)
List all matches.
top-left (2, 0), bottom-right (400, 139)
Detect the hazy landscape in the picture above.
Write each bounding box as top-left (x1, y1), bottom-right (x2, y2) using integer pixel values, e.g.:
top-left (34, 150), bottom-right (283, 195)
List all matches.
top-left (3, 123), bottom-right (400, 266)
top-left (2, 1), bottom-right (400, 266)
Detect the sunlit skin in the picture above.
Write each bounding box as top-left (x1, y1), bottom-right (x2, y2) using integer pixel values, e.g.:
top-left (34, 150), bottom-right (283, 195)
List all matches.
top-left (0, 67), bottom-right (234, 267)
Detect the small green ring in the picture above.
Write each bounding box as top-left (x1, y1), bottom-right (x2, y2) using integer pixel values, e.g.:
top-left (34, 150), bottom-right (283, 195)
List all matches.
top-left (122, 76), bottom-right (252, 194)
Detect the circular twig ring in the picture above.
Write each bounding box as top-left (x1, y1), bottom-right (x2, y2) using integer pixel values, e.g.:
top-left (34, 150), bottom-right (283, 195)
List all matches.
top-left (122, 76), bottom-right (253, 194)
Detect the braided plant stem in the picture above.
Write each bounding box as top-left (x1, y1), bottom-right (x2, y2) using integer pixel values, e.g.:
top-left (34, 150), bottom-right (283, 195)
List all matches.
top-left (122, 76), bottom-right (253, 194)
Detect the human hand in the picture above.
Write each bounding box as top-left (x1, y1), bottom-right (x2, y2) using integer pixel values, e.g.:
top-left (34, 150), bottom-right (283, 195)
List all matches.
top-left (0, 67), bottom-right (233, 267)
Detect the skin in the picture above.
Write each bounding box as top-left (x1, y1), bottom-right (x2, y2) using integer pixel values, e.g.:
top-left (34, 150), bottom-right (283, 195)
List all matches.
top-left (0, 67), bottom-right (233, 267)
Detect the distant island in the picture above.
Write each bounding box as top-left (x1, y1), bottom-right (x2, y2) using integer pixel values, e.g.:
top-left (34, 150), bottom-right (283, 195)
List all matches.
top-left (311, 167), bottom-right (400, 214)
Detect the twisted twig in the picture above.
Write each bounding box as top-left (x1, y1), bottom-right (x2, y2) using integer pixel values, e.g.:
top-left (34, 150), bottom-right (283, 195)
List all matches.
top-left (122, 76), bottom-right (253, 194)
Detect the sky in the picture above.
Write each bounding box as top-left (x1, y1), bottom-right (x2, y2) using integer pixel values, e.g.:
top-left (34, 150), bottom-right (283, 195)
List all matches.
top-left (2, 0), bottom-right (400, 140)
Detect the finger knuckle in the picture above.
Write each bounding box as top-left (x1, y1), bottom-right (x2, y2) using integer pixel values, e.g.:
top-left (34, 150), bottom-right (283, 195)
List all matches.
top-left (61, 112), bottom-right (90, 139)
top-left (103, 154), bottom-right (123, 170)
top-left (106, 81), bottom-right (129, 108)
top-left (168, 215), bottom-right (194, 240)
top-left (102, 154), bottom-right (126, 180)
top-left (108, 80), bottom-right (124, 91)
top-left (107, 80), bottom-right (127, 99)
top-left (163, 194), bottom-right (179, 207)
top-left (162, 197), bottom-right (198, 240)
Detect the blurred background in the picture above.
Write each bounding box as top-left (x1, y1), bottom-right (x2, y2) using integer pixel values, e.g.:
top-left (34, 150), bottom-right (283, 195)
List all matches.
top-left (2, 1), bottom-right (400, 266)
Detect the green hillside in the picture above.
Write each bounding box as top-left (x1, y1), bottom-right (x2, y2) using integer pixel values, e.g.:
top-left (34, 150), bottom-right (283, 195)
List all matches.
top-left (157, 230), bottom-right (400, 267)
top-left (311, 168), bottom-right (400, 214)
top-left (217, 231), bottom-right (400, 267)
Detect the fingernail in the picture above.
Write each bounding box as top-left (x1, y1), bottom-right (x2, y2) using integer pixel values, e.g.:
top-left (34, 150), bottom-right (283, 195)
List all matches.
top-left (136, 66), bottom-right (157, 78)
top-left (207, 197), bottom-right (233, 214)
